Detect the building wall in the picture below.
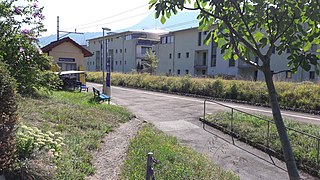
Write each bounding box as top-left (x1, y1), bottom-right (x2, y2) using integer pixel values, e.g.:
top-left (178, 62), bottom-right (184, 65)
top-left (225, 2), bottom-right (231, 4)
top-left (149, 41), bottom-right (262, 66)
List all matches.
top-left (86, 29), bottom-right (319, 83)
top-left (49, 41), bottom-right (85, 71)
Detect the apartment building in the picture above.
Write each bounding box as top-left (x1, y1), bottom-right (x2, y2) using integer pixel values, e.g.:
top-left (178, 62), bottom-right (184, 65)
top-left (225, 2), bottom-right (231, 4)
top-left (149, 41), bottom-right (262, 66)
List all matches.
top-left (86, 27), bottom-right (318, 82)
top-left (155, 27), bottom-right (319, 82)
top-left (86, 30), bottom-right (165, 73)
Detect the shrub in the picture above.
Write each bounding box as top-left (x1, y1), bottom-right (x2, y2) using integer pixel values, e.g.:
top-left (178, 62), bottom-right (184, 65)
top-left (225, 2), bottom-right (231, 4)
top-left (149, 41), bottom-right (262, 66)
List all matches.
top-left (87, 72), bottom-right (320, 111)
top-left (0, 61), bottom-right (18, 174)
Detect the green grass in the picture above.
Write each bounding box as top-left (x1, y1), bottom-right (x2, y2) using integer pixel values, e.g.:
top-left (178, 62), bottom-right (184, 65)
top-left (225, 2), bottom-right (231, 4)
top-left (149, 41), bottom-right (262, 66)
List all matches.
top-left (204, 112), bottom-right (320, 176)
top-left (18, 90), bottom-right (133, 179)
top-left (121, 125), bottom-right (239, 180)
top-left (87, 72), bottom-right (320, 111)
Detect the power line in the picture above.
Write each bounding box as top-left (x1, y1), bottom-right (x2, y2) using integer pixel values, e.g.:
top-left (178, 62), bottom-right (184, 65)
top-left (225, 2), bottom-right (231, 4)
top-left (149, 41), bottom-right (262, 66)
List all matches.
top-left (64, 3), bottom-right (149, 31)
top-left (77, 11), bottom-right (153, 30)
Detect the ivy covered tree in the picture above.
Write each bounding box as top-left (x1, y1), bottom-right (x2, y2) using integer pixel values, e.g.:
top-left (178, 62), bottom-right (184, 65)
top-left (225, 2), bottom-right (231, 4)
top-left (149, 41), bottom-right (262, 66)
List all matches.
top-left (0, 0), bottom-right (60, 95)
top-left (149, 0), bottom-right (319, 179)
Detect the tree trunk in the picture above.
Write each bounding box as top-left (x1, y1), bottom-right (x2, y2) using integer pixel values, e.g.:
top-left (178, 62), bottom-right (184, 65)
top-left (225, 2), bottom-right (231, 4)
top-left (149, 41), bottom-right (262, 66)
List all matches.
top-left (263, 69), bottom-right (300, 180)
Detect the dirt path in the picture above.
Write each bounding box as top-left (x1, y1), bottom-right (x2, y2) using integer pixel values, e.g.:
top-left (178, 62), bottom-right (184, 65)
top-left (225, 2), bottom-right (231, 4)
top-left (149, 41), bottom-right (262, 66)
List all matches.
top-left (86, 118), bottom-right (143, 180)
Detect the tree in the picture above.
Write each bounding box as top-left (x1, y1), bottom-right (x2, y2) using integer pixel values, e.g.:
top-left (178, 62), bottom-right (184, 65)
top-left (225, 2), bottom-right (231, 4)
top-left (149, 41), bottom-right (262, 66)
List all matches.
top-left (0, 0), bottom-right (60, 95)
top-left (142, 49), bottom-right (159, 75)
top-left (149, 0), bottom-right (319, 179)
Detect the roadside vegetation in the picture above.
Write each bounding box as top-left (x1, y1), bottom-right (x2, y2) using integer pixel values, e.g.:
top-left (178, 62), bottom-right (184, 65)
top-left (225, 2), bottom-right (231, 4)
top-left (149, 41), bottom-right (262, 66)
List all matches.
top-left (202, 112), bottom-right (320, 177)
top-left (121, 124), bottom-right (239, 180)
top-left (12, 91), bottom-right (133, 179)
top-left (87, 72), bottom-right (320, 112)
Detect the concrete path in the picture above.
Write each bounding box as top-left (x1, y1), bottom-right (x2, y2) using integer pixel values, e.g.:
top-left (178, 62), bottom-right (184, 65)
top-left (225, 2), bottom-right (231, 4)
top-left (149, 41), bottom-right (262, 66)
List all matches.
top-left (87, 82), bottom-right (319, 180)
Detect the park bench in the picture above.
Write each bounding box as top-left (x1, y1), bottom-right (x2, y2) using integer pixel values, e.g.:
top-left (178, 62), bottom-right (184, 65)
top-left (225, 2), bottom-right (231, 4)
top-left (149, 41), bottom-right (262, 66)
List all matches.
top-left (92, 87), bottom-right (110, 104)
top-left (75, 81), bottom-right (88, 92)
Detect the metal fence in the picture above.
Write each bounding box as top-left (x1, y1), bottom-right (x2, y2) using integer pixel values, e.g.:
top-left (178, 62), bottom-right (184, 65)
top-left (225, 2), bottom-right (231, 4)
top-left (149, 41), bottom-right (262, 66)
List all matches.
top-left (202, 99), bottom-right (320, 176)
top-left (146, 152), bottom-right (159, 180)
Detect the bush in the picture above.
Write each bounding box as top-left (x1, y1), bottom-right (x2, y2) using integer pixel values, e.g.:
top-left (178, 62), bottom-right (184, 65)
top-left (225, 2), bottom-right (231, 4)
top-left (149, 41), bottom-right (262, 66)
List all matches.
top-left (87, 72), bottom-right (320, 111)
top-left (0, 61), bottom-right (18, 174)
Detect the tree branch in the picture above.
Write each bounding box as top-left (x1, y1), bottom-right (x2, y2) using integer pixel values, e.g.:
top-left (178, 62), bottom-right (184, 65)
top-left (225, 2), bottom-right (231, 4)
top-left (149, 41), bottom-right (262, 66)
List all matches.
top-left (231, 1), bottom-right (260, 51)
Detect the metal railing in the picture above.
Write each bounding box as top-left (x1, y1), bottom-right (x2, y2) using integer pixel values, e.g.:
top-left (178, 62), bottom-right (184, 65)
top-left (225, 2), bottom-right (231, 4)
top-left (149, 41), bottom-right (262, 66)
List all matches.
top-left (146, 152), bottom-right (159, 180)
top-left (202, 99), bottom-right (320, 176)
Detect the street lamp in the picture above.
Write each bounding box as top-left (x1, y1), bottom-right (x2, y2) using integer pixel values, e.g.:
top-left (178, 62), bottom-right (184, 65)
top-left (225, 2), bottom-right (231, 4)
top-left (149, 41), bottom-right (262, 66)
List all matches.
top-left (102, 27), bottom-right (111, 96)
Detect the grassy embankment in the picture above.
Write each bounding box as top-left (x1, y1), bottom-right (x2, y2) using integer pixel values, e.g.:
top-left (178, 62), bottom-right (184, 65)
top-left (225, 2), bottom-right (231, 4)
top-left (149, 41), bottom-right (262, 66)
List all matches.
top-left (19, 91), bottom-right (239, 179)
top-left (18, 91), bottom-right (133, 179)
top-left (121, 125), bottom-right (239, 180)
top-left (202, 112), bottom-right (320, 177)
top-left (87, 72), bottom-right (320, 112)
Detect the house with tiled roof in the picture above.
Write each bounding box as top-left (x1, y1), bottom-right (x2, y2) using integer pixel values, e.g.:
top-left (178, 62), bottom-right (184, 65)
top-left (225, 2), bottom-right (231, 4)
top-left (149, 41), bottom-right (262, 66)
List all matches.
top-left (42, 37), bottom-right (93, 72)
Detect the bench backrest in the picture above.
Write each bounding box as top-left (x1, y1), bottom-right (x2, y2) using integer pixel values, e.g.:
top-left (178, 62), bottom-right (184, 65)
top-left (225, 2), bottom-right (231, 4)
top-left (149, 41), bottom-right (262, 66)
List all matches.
top-left (92, 87), bottom-right (100, 96)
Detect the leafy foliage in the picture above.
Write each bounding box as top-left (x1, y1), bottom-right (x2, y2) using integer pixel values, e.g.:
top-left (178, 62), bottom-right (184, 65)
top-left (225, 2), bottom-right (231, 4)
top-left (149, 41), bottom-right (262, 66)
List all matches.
top-left (142, 49), bottom-right (159, 75)
top-left (0, 0), bottom-right (60, 95)
top-left (0, 61), bottom-right (17, 174)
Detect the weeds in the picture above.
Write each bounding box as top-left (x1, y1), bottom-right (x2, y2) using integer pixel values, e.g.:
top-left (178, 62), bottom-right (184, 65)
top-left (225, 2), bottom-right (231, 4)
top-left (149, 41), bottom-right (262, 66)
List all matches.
top-left (121, 125), bottom-right (239, 180)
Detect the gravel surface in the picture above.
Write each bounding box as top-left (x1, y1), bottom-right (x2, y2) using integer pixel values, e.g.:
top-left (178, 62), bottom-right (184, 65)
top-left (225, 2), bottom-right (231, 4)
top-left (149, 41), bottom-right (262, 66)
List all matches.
top-left (86, 118), bottom-right (143, 180)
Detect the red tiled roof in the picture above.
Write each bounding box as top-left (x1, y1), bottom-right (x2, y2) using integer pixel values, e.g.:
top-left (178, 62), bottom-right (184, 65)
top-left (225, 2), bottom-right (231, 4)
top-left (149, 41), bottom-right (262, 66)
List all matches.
top-left (41, 37), bottom-right (93, 57)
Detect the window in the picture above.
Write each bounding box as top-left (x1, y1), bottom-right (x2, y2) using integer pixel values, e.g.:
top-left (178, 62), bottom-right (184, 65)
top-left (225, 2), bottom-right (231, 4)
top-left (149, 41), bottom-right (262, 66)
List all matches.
top-left (198, 32), bottom-right (202, 46)
top-left (286, 71), bottom-right (292, 79)
top-left (169, 53), bottom-right (172, 59)
top-left (178, 53), bottom-right (181, 58)
top-left (116, 61), bottom-right (118, 65)
top-left (311, 44), bottom-right (317, 52)
top-left (120, 49), bottom-right (122, 53)
top-left (185, 69), bottom-right (189, 74)
top-left (203, 52), bottom-right (207, 65)
top-left (177, 69), bottom-right (180, 75)
top-left (125, 61), bottom-right (127, 65)
top-left (95, 51), bottom-right (101, 70)
top-left (125, 48), bottom-right (127, 53)
top-left (186, 52), bottom-right (189, 58)
top-left (310, 71), bottom-right (315, 80)
top-left (116, 49), bottom-right (118, 53)
top-left (169, 69), bottom-right (172, 74)
top-left (229, 57), bottom-right (235, 67)
top-left (161, 35), bottom-right (174, 44)
top-left (141, 47), bottom-right (151, 55)
top-left (120, 61), bottom-right (122, 65)
top-left (211, 54), bottom-right (217, 67)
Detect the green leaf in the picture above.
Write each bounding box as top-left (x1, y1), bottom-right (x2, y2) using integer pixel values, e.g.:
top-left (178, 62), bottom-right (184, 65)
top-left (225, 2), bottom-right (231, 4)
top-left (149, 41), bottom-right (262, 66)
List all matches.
top-left (160, 16), bottom-right (166, 24)
top-left (253, 31), bottom-right (264, 42)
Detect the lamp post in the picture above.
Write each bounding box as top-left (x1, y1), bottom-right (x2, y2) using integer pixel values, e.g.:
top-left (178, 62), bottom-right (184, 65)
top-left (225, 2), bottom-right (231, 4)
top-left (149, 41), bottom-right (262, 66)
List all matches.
top-left (102, 27), bottom-right (111, 96)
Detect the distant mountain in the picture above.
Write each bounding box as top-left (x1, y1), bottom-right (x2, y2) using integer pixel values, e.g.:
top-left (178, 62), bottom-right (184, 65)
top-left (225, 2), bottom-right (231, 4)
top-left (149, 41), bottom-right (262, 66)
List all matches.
top-left (39, 11), bottom-right (199, 47)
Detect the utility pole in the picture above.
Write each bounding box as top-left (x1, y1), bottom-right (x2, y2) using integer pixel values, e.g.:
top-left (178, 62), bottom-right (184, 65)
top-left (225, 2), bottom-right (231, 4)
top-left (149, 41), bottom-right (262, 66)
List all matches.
top-left (57, 16), bottom-right (59, 40)
top-left (56, 16), bottom-right (83, 41)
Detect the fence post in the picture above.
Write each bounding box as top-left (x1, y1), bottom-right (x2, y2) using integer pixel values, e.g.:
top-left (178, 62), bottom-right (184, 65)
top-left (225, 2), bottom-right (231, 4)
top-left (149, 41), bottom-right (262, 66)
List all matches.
top-left (203, 100), bottom-right (206, 129)
top-left (317, 139), bottom-right (320, 167)
top-left (230, 108), bottom-right (235, 145)
top-left (146, 152), bottom-right (153, 180)
top-left (267, 121), bottom-right (270, 148)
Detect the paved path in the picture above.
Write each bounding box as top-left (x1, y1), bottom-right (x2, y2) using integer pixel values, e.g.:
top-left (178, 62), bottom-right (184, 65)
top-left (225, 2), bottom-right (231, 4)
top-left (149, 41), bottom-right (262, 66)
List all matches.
top-left (87, 82), bottom-right (319, 180)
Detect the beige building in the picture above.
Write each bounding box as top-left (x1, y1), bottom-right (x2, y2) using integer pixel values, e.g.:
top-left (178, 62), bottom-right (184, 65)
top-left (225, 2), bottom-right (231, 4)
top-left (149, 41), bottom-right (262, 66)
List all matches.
top-left (86, 30), bottom-right (166, 73)
top-left (42, 37), bottom-right (93, 71)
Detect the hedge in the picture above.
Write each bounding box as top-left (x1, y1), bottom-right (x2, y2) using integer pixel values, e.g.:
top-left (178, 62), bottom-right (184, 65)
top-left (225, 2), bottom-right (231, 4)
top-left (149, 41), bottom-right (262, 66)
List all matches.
top-left (87, 72), bottom-right (320, 112)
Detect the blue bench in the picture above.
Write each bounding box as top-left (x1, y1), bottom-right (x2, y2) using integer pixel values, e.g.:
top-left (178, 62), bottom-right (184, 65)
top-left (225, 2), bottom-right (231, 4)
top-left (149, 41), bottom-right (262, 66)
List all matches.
top-left (92, 87), bottom-right (110, 104)
top-left (75, 81), bottom-right (88, 92)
